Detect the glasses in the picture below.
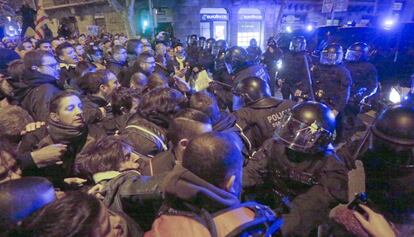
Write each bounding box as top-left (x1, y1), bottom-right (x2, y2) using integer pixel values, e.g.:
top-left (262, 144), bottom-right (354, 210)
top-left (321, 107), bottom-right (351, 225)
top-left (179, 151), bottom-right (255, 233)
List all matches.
top-left (41, 63), bottom-right (60, 69)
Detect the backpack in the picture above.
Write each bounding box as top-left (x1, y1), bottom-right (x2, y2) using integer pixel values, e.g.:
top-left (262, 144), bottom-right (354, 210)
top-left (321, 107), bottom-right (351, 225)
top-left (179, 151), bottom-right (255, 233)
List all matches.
top-left (159, 201), bottom-right (283, 237)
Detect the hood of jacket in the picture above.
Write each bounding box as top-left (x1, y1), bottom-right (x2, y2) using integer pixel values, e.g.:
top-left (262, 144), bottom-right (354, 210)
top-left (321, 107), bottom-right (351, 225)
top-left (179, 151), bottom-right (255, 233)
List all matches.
top-left (162, 165), bottom-right (240, 212)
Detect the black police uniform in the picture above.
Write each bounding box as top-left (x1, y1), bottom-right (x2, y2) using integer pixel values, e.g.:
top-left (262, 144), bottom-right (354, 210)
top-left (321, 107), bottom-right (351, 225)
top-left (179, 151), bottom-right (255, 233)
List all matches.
top-left (312, 64), bottom-right (352, 112)
top-left (234, 98), bottom-right (295, 151)
top-left (233, 64), bottom-right (270, 87)
top-left (261, 45), bottom-right (284, 96)
top-left (243, 139), bottom-right (348, 236)
top-left (336, 106), bottom-right (414, 228)
top-left (345, 61), bottom-right (378, 103)
top-left (278, 51), bottom-right (313, 100)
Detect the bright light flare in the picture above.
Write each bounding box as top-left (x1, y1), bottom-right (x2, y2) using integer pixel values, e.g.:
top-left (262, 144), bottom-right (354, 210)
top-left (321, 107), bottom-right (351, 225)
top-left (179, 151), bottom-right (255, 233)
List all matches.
top-left (389, 87), bottom-right (401, 104)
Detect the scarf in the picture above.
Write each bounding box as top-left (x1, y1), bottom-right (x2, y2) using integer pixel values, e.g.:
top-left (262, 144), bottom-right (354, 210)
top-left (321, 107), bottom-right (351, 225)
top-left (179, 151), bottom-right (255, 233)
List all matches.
top-left (47, 118), bottom-right (87, 145)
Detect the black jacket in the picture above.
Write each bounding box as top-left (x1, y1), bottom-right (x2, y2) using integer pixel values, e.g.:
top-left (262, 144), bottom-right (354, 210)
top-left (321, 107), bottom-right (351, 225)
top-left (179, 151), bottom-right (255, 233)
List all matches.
top-left (14, 70), bottom-right (62, 121)
top-left (345, 61), bottom-right (378, 100)
top-left (312, 64), bottom-right (352, 112)
top-left (234, 97), bottom-right (296, 151)
top-left (16, 122), bottom-right (94, 188)
top-left (107, 59), bottom-right (127, 77)
top-left (243, 139), bottom-right (348, 236)
top-left (278, 51), bottom-right (312, 90)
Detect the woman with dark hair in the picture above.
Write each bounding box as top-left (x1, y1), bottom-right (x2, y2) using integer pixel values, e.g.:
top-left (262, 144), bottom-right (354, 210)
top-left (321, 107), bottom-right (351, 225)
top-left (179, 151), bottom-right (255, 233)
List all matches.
top-left (19, 191), bottom-right (142, 237)
top-left (120, 87), bottom-right (187, 156)
top-left (16, 91), bottom-right (96, 188)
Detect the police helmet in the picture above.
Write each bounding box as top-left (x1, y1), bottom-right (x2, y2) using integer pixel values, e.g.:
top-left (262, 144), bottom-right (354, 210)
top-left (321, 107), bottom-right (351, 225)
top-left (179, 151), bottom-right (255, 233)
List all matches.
top-left (289, 36), bottom-right (307, 52)
top-left (369, 105), bottom-right (414, 168)
top-left (198, 37), bottom-right (206, 48)
top-left (224, 46), bottom-right (249, 75)
top-left (320, 43), bottom-right (343, 65)
top-left (214, 51), bottom-right (226, 72)
top-left (232, 77), bottom-right (271, 109)
top-left (275, 101), bottom-right (336, 154)
top-left (206, 38), bottom-right (216, 50)
top-left (212, 40), bottom-right (228, 57)
top-left (250, 38), bottom-right (258, 47)
top-left (345, 42), bottom-right (369, 62)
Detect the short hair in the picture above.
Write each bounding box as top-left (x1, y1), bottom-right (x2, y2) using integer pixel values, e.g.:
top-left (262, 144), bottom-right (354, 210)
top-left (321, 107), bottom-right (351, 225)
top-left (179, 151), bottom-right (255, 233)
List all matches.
top-left (130, 72), bottom-right (148, 90)
top-left (167, 109), bottom-right (211, 147)
top-left (182, 132), bottom-right (243, 187)
top-left (147, 72), bottom-right (169, 90)
top-left (137, 52), bottom-right (154, 63)
top-left (78, 69), bottom-right (113, 94)
top-left (20, 191), bottom-right (100, 237)
top-left (0, 177), bottom-right (55, 230)
top-left (111, 87), bottom-right (141, 116)
top-left (17, 40), bottom-right (32, 51)
top-left (49, 91), bottom-right (80, 114)
top-left (76, 136), bottom-right (134, 177)
top-left (55, 42), bottom-right (74, 57)
top-left (36, 39), bottom-right (51, 49)
top-left (74, 61), bottom-right (96, 79)
top-left (112, 45), bottom-right (125, 55)
top-left (23, 50), bottom-right (53, 70)
top-left (139, 87), bottom-right (187, 126)
top-left (0, 106), bottom-right (34, 143)
top-left (126, 39), bottom-right (142, 55)
top-left (7, 59), bottom-right (25, 80)
top-left (189, 91), bottom-right (220, 124)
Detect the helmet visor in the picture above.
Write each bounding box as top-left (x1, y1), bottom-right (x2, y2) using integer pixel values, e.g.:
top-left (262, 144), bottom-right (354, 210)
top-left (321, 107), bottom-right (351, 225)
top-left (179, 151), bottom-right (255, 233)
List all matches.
top-left (275, 115), bottom-right (330, 152)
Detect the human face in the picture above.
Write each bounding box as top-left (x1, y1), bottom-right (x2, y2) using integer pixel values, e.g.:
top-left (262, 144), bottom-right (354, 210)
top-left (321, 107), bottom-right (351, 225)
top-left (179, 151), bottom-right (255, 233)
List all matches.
top-left (38, 55), bottom-right (60, 78)
top-left (23, 42), bottom-right (34, 51)
top-left (52, 95), bottom-right (84, 127)
top-left (60, 47), bottom-right (79, 64)
top-left (135, 44), bottom-right (143, 56)
top-left (59, 37), bottom-right (65, 43)
top-left (51, 40), bottom-right (61, 50)
top-left (119, 147), bottom-right (140, 172)
top-left (78, 36), bottom-right (86, 45)
top-left (39, 42), bottom-right (53, 53)
top-left (75, 45), bottom-right (85, 57)
top-left (102, 73), bottom-right (120, 98)
top-left (114, 48), bottom-right (127, 63)
top-left (91, 202), bottom-right (129, 237)
top-left (139, 57), bottom-right (155, 74)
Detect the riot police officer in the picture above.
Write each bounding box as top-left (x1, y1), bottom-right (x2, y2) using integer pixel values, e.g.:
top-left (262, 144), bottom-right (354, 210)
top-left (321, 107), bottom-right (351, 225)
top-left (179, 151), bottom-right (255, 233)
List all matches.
top-left (198, 38), bottom-right (215, 73)
top-left (211, 39), bottom-right (228, 58)
top-left (278, 36), bottom-right (313, 100)
top-left (337, 105), bottom-right (414, 230)
top-left (186, 34), bottom-right (199, 65)
top-left (312, 43), bottom-right (352, 115)
top-left (246, 38), bottom-right (262, 64)
top-left (233, 76), bottom-right (295, 151)
top-left (344, 42), bottom-right (378, 108)
top-left (261, 37), bottom-right (284, 96)
top-left (243, 101), bottom-right (348, 236)
top-left (209, 40), bottom-right (233, 110)
top-left (224, 46), bottom-right (270, 89)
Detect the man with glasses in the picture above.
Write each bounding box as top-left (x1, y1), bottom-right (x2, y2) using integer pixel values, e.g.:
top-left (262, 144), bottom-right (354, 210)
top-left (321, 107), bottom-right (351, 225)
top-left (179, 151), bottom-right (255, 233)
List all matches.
top-left (14, 50), bottom-right (62, 121)
top-left (119, 52), bottom-right (155, 88)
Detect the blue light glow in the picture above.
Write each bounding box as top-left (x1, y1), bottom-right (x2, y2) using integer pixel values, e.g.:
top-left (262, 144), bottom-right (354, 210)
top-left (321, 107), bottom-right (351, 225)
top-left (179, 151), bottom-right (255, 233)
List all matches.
top-left (306, 24), bottom-right (313, 32)
top-left (286, 26), bottom-right (292, 33)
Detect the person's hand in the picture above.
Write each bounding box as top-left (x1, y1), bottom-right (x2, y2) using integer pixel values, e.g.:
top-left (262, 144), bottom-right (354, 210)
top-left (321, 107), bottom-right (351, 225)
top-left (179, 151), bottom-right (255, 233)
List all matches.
top-left (174, 76), bottom-right (191, 93)
top-left (353, 205), bottom-right (396, 237)
top-left (31, 144), bottom-right (67, 168)
top-left (64, 177), bottom-right (87, 187)
top-left (174, 66), bottom-right (187, 78)
top-left (20, 121), bottom-right (46, 135)
top-left (88, 183), bottom-right (105, 200)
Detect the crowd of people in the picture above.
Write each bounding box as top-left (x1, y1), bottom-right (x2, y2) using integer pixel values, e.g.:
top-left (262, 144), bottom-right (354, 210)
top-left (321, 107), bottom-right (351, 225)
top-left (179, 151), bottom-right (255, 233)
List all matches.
top-left (0, 29), bottom-right (413, 237)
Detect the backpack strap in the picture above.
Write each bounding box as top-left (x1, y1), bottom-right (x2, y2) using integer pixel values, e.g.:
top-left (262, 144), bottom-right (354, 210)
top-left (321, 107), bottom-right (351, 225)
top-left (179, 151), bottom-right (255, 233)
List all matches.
top-left (125, 125), bottom-right (168, 151)
top-left (214, 202), bottom-right (283, 237)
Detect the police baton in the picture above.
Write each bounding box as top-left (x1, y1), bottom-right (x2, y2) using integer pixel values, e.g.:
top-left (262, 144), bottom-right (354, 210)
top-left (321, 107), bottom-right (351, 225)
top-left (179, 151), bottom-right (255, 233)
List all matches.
top-left (303, 55), bottom-right (316, 101)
